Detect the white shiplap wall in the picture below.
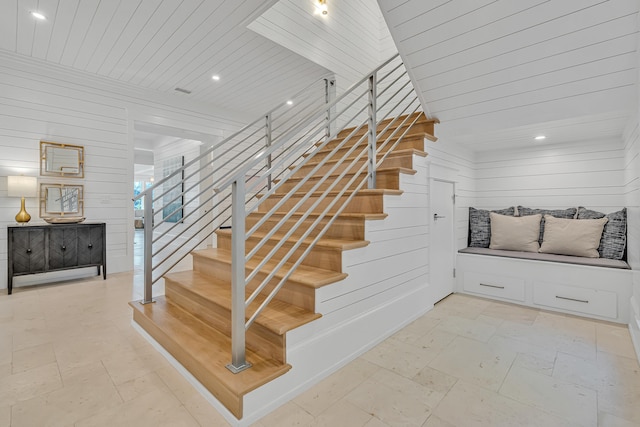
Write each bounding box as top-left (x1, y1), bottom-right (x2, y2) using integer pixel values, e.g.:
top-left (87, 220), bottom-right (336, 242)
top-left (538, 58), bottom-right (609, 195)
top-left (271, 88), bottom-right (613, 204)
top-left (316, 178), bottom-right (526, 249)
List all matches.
top-left (0, 51), bottom-right (247, 291)
top-left (474, 139), bottom-right (627, 214)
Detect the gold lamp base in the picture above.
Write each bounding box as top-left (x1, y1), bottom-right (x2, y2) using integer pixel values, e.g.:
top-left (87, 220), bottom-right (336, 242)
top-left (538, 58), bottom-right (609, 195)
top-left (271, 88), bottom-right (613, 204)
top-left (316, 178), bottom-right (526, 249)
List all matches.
top-left (15, 197), bottom-right (31, 224)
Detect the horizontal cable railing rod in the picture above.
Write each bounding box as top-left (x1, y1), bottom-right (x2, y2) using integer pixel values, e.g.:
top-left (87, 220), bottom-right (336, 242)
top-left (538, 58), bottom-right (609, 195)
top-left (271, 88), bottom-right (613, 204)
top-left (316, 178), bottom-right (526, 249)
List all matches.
top-left (135, 73), bottom-right (334, 204)
top-left (245, 146), bottom-right (374, 327)
top-left (244, 132), bottom-right (370, 302)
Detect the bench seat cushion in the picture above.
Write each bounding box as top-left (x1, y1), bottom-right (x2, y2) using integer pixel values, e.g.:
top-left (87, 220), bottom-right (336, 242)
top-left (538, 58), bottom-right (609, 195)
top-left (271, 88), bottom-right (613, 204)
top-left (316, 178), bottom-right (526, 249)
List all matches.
top-left (459, 247), bottom-right (630, 269)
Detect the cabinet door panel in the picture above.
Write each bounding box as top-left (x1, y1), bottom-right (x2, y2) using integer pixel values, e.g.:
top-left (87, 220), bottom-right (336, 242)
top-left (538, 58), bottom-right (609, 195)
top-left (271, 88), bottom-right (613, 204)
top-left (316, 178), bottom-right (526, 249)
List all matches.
top-left (77, 225), bottom-right (104, 266)
top-left (12, 228), bottom-right (46, 273)
top-left (49, 227), bottom-right (78, 269)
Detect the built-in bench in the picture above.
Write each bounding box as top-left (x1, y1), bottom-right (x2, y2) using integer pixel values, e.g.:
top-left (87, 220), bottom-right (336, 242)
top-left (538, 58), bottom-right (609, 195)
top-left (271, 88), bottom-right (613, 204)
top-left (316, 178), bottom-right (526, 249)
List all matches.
top-left (457, 248), bottom-right (633, 323)
top-left (457, 206), bottom-right (633, 324)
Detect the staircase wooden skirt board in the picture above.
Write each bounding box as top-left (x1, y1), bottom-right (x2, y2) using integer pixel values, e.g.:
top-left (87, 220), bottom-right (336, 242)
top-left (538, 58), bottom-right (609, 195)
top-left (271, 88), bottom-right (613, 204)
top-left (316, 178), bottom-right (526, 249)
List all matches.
top-left (241, 283), bottom-right (433, 426)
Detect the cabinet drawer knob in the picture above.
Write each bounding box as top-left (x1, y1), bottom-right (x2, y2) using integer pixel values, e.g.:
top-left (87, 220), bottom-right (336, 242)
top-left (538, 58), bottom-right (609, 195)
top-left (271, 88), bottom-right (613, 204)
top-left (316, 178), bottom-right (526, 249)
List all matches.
top-left (61, 246), bottom-right (66, 251)
top-left (26, 249), bottom-right (31, 254)
top-left (88, 243), bottom-right (93, 249)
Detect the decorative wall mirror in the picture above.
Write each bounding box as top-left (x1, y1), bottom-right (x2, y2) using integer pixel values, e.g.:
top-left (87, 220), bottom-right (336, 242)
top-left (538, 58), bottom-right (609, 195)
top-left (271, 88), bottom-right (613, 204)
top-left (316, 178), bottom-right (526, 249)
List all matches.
top-left (39, 183), bottom-right (85, 223)
top-left (40, 141), bottom-right (84, 178)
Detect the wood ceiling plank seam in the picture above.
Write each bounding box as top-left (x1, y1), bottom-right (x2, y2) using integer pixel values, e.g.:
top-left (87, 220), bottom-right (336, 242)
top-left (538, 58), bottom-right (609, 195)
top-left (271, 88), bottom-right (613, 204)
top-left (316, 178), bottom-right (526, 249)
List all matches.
top-left (437, 83), bottom-right (635, 123)
top-left (418, 22), bottom-right (639, 93)
top-left (410, 10), bottom-right (639, 87)
top-left (381, 0), bottom-right (412, 14)
top-left (72, 0), bottom-right (123, 70)
top-left (426, 49), bottom-right (638, 108)
top-left (406, 0), bottom-right (611, 68)
top-left (84, 0), bottom-right (143, 73)
top-left (123, 0), bottom-right (205, 84)
top-left (31, 0), bottom-right (59, 59)
top-left (385, 0), bottom-right (451, 25)
top-left (96, 0), bottom-right (163, 77)
top-left (132, 0), bottom-right (229, 88)
top-left (15, 0), bottom-right (38, 56)
top-left (431, 67), bottom-right (637, 115)
top-left (400, 0), bottom-right (550, 58)
top-left (148, 0), bottom-right (252, 91)
top-left (61, 0), bottom-right (101, 67)
top-left (111, 0), bottom-right (187, 82)
top-left (58, 0), bottom-right (99, 67)
top-left (0, 0), bottom-right (18, 52)
top-left (106, 0), bottom-right (178, 80)
top-left (395, 0), bottom-right (498, 43)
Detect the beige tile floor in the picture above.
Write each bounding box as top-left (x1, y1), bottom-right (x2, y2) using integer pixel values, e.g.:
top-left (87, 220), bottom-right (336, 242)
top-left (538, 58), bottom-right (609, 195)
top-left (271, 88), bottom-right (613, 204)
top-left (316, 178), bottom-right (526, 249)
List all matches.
top-left (1, 268), bottom-right (640, 426)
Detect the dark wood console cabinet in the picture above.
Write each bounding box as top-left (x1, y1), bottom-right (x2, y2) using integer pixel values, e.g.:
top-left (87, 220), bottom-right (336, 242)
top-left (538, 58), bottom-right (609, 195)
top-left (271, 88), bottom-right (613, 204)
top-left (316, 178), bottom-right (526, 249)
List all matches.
top-left (7, 223), bottom-right (106, 294)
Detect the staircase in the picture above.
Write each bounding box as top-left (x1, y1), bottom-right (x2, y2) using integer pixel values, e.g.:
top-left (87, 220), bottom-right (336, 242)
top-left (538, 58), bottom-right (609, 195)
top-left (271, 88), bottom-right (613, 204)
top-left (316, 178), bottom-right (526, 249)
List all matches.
top-left (130, 55), bottom-right (438, 423)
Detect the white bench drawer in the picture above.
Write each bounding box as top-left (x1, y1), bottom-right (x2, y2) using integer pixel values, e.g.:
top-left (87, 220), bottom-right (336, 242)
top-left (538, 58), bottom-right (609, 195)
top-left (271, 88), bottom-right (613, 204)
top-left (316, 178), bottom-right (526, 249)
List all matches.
top-left (463, 272), bottom-right (525, 302)
top-left (533, 281), bottom-right (617, 319)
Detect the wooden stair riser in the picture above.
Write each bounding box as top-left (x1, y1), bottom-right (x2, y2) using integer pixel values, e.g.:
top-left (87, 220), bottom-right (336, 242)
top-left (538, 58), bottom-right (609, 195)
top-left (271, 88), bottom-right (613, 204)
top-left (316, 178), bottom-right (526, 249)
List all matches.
top-left (292, 151), bottom-right (419, 177)
top-left (164, 279), bottom-right (286, 363)
top-left (216, 232), bottom-right (343, 273)
top-left (276, 169), bottom-right (403, 194)
top-left (257, 192), bottom-right (384, 215)
top-left (336, 113), bottom-right (435, 139)
top-left (192, 254), bottom-right (316, 311)
top-left (308, 135), bottom-right (426, 161)
top-left (246, 213), bottom-right (365, 241)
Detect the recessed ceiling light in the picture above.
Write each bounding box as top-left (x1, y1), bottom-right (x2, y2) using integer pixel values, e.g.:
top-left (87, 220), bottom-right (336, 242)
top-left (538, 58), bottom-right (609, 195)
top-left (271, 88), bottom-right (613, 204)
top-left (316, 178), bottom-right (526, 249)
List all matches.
top-left (211, 75), bottom-right (220, 81)
top-left (286, 100), bottom-right (293, 105)
top-left (30, 11), bottom-right (46, 20)
top-left (534, 135), bottom-right (546, 141)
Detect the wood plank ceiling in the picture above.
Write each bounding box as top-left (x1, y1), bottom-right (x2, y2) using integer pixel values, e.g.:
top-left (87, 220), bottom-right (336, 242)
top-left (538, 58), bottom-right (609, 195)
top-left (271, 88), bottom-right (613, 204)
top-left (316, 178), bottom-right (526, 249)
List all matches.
top-left (0, 0), bottom-right (332, 118)
top-left (378, 0), bottom-right (639, 151)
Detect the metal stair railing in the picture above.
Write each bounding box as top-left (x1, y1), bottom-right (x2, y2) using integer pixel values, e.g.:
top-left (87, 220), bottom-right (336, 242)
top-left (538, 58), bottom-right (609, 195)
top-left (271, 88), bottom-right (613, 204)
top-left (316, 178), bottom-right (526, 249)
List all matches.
top-left (133, 53), bottom-right (427, 374)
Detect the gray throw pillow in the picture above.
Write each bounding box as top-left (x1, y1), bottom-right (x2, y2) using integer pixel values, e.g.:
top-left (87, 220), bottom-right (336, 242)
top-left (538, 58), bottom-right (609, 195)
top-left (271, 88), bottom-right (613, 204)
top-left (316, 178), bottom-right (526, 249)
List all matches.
top-left (577, 207), bottom-right (627, 260)
top-left (469, 207), bottom-right (515, 248)
top-left (517, 206), bottom-right (578, 244)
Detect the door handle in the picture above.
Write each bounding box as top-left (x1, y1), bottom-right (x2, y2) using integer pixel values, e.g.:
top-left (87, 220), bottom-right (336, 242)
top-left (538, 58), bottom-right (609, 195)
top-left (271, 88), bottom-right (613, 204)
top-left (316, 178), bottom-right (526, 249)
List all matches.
top-left (434, 214), bottom-right (446, 221)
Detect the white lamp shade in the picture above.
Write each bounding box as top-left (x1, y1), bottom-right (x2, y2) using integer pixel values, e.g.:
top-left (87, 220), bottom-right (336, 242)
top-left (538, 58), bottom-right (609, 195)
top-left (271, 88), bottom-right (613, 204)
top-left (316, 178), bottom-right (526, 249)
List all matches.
top-left (7, 176), bottom-right (38, 198)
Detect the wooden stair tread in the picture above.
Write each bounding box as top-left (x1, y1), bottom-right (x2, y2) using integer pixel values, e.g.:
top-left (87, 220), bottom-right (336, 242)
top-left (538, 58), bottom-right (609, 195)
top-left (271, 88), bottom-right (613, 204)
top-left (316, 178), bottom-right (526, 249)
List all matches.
top-left (265, 188), bottom-right (403, 198)
top-left (277, 167), bottom-right (416, 184)
top-left (216, 228), bottom-right (370, 250)
top-left (248, 211), bottom-right (388, 221)
top-left (317, 131), bottom-right (436, 148)
top-left (129, 296), bottom-right (290, 417)
top-left (193, 248), bottom-right (348, 288)
top-left (163, 270), bottom-right (321, 335)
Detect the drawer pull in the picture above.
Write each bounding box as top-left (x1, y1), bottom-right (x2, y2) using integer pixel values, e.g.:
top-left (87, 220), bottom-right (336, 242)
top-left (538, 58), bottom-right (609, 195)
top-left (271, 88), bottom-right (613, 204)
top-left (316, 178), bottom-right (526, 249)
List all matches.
top-left (26, 249), bottom-right (31, 254)
top-left (61, 246), bottom-right (66, 251)
top-left (480, 283), bottom-right (505, 289)
top-left (88, 244), bottom-right (93, 249)
top-left (556, 295), bottom-right (589, 304)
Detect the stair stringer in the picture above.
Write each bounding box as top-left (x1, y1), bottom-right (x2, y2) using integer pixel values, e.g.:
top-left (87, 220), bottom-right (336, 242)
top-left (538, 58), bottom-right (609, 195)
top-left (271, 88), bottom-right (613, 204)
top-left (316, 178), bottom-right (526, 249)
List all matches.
top-left (238, 153), bottom-right (434, 425)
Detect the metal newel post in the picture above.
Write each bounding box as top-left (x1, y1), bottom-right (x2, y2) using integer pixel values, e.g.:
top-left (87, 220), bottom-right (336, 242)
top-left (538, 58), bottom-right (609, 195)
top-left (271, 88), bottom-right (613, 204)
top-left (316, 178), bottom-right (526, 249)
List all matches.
top-left (227, 178), bottom-right (251, 373)
top-left (367, 73), bottom-right (377, 189)
top-left (266, 114), bottom-right (272, 190)
top-left (141, 193), bottom-right (155, 304)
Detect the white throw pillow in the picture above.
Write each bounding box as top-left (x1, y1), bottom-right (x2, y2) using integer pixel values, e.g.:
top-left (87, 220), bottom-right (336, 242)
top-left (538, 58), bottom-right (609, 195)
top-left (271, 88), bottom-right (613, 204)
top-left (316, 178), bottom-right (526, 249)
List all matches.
top-left (489, 213), bottom-right (541, 252)
top-left (539, 214), bottom-right (608, 258)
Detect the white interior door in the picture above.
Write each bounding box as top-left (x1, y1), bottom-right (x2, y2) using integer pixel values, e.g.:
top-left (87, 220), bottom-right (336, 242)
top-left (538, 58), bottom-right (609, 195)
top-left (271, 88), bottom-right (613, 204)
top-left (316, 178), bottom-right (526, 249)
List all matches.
top-left (430, 179), bottom-right (456, 304)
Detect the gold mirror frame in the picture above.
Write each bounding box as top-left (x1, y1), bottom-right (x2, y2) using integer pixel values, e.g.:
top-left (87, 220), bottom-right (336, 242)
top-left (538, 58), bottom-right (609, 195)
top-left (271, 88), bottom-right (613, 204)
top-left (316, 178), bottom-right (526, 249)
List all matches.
top-left (40, 141), bottom-right (85, 178)
top-left (39, 183), bottom-right (84, 220)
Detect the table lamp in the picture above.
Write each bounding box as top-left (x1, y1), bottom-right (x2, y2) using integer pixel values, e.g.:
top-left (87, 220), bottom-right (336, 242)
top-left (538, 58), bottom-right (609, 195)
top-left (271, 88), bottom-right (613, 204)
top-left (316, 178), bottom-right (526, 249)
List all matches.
top-left (7, 176), bottom-right (38, 224)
